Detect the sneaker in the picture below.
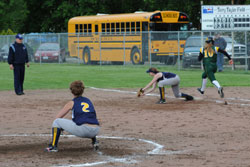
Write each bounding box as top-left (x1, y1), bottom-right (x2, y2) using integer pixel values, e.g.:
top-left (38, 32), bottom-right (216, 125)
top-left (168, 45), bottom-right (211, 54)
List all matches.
top-left (44, 144), bottom-right (58, 152)
top-left (92, 140), bottom-right (99, 151)
top-left (218, 87), bottom-right (224, 98)
top-left (185, 95), bottom-right (194, 101)
top-left (197, 88), bottom-right (204, 94)
top-left (156, 99), bottom-right (166, 104)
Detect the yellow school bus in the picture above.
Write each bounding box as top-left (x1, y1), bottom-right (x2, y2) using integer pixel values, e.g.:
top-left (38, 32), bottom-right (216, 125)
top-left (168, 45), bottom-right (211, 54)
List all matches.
top-left (68, 10), bottom-right (189, 65)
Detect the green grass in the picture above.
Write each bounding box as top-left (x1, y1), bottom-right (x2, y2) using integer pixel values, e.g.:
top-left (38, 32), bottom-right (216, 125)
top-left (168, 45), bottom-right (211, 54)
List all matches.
top-left (0, 62), bottom-right (250, 91)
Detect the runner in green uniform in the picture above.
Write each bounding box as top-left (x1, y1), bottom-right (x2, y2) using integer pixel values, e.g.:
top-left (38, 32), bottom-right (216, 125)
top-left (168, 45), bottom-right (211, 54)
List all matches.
top-left (197, 37), bottom-right (233, 98)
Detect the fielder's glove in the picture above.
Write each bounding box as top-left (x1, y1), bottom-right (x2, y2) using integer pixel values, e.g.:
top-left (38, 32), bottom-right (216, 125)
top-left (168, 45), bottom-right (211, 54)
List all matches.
top-left (137, 88), bottom-right (144, 97)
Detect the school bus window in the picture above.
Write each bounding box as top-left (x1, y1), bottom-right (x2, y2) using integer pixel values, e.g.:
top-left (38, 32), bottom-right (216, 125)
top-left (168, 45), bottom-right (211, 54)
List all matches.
top-left (116, 23), bottom-right (120, 34)
top-left (136, 22), bottom-right (140, 32)
top-left (95, 25), bottom-right (98, 33)
top-left (142, 22), bottom-right (148, 31)
top-left (111, 23), bottom-right (115, 33)
top-left (121, 22), bottom-right (125, 32)
top-left (106, 23), bottom-right (110, 34)
top-left (88, 24), bottom-right (92, 33)
top-left (79, 24), bottom-right (83, 33)
top-left (131, 22), bottom-right (135, 33)
top-left (126, 22), bottom-right (130, 33)
top-left (84, 24), bottom-right (87, 34)
top-left (75, 24), bottom-right (79, 33)
top-left (102, 23), bottom-right (105, 33)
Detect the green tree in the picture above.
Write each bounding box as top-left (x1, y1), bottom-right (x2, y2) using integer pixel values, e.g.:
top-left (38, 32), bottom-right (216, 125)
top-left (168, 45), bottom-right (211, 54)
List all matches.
top-left (2, 0), bottom-right (250, 33)
top-left (0, 0), bottom-right (28, 33)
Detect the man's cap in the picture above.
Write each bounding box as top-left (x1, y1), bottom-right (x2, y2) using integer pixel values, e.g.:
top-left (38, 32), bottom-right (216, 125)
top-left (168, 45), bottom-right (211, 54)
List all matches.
top-left (15, 34), bottom-right (23, 40)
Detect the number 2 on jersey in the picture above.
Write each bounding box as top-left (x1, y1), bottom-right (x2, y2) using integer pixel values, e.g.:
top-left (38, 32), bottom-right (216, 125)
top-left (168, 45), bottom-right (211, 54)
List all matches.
top-left (81, 102), bottom-right (90, 112)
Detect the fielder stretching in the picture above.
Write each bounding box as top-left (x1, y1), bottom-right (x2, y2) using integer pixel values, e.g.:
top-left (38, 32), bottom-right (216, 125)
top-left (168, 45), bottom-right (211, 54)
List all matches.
top-left (45, 80), bottom-right (100, 152)
top-left (197, 37), bottom-right (233, 98)
top-left (138, 67), bottom-right (193, 104)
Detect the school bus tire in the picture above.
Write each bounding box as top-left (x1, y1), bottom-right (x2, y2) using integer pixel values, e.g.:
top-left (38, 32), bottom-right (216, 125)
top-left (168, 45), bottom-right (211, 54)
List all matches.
top-left (82, 48), bottom-right (91, 64)
top-left (172, 56), bottom-right (177, 65)
top-left (164, 56), bottom-right (177, 65)
top-left (248, 58), bottom-right (250, 70)
top-left (131, 47), bottom-right (143, 65)
top-left (182, 61), bottom-right (190, 68)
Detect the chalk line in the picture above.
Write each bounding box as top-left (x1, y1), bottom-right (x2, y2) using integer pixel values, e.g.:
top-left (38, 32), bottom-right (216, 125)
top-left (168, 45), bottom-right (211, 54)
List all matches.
top-left (88, 86), bottom-right (201, 100)
top-left (53, 157), bottom-right (138, 167)
top-left (0, 134), bottom-right (190, 167)
top-left (88, 87), bottom-right (250, 106)
top-left (0, 134), bottom-right (187, 155)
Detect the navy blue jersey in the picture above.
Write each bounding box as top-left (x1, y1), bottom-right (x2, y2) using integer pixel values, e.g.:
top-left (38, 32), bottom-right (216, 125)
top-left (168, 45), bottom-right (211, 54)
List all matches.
top-left (72, 96), bottom-right (99, 126)
top-left (8, 42), bottom-right (29, 65)
top-left (157, 72), bottom-right (176, 82)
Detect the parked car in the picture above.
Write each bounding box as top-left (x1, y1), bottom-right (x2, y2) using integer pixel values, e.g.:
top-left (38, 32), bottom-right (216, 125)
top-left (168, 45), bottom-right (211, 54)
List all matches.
top-left (248, 42), bottom-right (250, 56)
top-left (182, 35), bottom-right (247, 68)
top-left (245, 41), bottom-right (250, 70)
top-left (34, 43), bottom-right (65, 63)
top-left (223, 36), bottom-right (247, 65)
top-left (0, 44), bottom-right (9, 62)
top-left (23, 43), bottom-right (35, 62)
top-left (182, 36), bottom-right (206, 68)
top-left (0, 43), bottom-right (35, 62)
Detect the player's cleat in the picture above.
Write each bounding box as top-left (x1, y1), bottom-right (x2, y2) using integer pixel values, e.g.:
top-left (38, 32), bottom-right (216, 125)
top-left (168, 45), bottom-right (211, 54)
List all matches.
top-left (156, 99), bottom-right (166, 104)
top-left (92, 137), bottom-right (99, 151)
top-left (92, 141), bottom-right (99, 151)
top-left (197, 88), bottom-right (204, 94)
top-left (44, 144), bottom-right (58, 152)
top-left (93, 141), bottom-right (99, 151)
top-left (185, 95), bottom-right (194, 101)
top-left (181, 93), bottom-right (194, 101)
top-left (218, 87), bottom-right (224, 98)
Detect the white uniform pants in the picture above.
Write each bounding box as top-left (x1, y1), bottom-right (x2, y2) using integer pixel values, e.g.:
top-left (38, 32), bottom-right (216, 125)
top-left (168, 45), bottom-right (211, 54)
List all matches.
top-left (158, 75), bottom-right (181, 98)
top-left (52, 118), bottom-right (100, 138)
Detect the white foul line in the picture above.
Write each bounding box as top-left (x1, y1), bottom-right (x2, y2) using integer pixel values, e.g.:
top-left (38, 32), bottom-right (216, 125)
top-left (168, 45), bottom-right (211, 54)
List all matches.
top-left (88, 86), bottom-right (190, 100)
top-left (0, 134), bottom-right (190, 167)
top-left (88, 87), bottom-right (250, 106)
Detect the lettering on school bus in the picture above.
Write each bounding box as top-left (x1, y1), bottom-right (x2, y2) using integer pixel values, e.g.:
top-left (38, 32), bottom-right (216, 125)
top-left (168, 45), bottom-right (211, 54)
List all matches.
top-left (162, 13), bottom-right (178, 18)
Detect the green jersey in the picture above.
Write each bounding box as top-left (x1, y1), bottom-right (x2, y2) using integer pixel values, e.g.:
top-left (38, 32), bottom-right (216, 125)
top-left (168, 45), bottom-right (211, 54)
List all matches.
top-left (200, 46), bottom-right (219, 66)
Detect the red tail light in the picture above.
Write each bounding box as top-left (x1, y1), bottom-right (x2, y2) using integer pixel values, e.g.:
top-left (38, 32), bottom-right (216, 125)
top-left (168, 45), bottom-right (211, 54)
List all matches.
top-left (150, 13), bottom-right (162, 22)
top-left (178, 13), bottom-right (188, 21)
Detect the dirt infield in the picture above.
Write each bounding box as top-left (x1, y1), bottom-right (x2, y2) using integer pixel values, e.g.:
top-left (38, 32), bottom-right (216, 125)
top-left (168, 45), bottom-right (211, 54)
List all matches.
top-left (1, 87), bottom-right (250, 167)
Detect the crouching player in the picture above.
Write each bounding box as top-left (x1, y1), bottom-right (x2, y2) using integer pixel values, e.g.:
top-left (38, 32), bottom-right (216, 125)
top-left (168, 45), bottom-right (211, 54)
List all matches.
top-left (141, 67), bottom-right (193, 104)
top-left (45, 80), bottom-right (100, 152)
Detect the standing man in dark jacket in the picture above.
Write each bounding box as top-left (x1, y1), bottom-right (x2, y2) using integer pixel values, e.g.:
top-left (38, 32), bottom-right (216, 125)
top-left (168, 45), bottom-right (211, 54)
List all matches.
top-left (214, 33), bottom-right (227, 72)
top-left (8, 34), bottom-right (30, 95)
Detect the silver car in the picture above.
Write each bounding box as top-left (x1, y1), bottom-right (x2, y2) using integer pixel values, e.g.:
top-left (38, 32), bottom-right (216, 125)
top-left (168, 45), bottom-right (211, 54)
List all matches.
top-left (0, 44), bottom-right (9, 62)
top-left (223, 36), bottom-right (246, 65)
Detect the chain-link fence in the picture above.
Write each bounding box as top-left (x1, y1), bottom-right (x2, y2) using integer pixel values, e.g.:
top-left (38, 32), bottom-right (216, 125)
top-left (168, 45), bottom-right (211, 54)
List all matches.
top-left (0, 31), bottom-right (249, 70)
